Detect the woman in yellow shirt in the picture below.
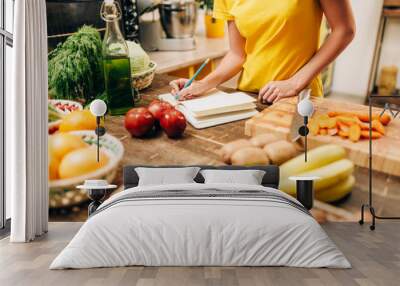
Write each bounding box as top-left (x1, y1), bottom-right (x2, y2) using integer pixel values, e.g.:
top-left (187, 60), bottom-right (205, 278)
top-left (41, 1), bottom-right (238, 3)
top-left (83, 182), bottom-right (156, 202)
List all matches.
top-left (170, 0), bottom-right (355, 104)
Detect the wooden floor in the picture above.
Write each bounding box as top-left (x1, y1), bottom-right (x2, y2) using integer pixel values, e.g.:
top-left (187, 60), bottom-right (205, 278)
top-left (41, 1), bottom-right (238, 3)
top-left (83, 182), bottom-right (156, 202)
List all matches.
top-left (1, 222), bottom-right (400, 286)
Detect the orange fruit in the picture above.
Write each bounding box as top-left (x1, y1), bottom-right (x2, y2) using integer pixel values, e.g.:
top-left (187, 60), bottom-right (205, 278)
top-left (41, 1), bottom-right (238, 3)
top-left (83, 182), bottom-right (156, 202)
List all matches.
top-left (59, 110), bottom-right (97, 132)
top-left (49, 133), bottom-right (88, 160)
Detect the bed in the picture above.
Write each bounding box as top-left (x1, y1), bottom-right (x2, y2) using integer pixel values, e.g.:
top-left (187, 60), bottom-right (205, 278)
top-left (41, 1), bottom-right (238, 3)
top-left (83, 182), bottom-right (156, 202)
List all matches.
top-left (50, 165), bottom-right (350, 269)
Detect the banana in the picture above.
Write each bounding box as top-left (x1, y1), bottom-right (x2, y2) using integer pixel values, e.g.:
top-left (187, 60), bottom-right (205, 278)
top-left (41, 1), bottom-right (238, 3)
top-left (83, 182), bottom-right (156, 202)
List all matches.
top-left (280, 144), bottom-right (347, 179)
top-left (279, 159), bottom-right (354, 196)
top-left (315, 175), bottom-right (355, 203)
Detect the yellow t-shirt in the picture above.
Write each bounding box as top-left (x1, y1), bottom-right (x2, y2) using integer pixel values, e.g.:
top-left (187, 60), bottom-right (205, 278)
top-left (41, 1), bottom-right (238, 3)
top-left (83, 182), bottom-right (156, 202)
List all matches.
top-left (213, 0), bottom-right (323, 97)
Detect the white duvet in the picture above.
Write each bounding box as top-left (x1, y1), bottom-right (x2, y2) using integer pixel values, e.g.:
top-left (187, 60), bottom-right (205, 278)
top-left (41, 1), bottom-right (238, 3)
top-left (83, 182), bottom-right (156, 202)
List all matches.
top-left (50, 183), bottom-right (351, 269)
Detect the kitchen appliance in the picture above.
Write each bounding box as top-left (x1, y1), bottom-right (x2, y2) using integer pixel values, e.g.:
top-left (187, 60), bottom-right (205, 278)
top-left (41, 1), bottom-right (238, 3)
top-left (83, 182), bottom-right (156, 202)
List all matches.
top-left (137, 0), bottom-right (197, 51)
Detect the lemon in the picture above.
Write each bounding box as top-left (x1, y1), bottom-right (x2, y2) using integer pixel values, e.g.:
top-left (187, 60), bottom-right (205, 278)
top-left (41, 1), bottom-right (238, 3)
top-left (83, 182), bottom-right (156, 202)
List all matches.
top-left (58, 146), bottom-right (109, 179)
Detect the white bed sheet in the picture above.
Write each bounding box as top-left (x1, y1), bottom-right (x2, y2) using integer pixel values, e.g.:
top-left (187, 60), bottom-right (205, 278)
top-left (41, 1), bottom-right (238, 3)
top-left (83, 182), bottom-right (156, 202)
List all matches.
top-left (50, 183), bottom-right (350, 269)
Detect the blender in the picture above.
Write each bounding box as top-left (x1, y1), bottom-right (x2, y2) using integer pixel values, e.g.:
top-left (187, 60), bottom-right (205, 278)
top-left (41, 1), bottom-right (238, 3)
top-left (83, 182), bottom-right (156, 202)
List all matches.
top-left (137, 0), bottom-right (198, 51)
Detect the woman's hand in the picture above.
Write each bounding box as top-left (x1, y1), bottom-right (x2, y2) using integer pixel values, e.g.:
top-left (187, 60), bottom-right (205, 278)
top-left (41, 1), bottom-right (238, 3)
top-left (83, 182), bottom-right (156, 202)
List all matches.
top-left (258, 79), bottom-right (300, 104)
top-left (169, 79), bottom-right (212, 101)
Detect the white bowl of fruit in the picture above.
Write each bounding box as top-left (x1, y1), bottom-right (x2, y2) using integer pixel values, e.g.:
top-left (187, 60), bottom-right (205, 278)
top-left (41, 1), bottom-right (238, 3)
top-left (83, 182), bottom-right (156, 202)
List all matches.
top-left (48, 99), bottom-right (83, 134)
top-left (48, 130), bottom-right (124, 208)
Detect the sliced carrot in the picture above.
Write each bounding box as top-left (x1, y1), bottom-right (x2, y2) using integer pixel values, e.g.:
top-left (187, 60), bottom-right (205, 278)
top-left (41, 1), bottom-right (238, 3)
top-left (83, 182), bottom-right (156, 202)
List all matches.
top-left (338, 130), bottom-right (349, 138)
top-left (328, 111), bottom-right (339, 117)
top-left (358, 121), bottom-right (370, 130)
top-left (319, 128), bottom-right (328, 135)
top-left (379, 114), bottom-right (391, 126)
top-left (337, 121), bottom-right (350, 132)
top-left (335, 116), bottom-right (360, 126)
top-left (348, 124), bottom-right (361, 142)
top-left (328, 110), bottom-right (391, 126)
top-left (371, 119), bottom-right (385, 135)
top-left (359, 113), bottom-right (391, 125)
top-left (327, 127), bottom-right (338, 136)
top-left (361, 130), bottom-right (383, 139)
top-left (356, 113), bottom-right (371, 123)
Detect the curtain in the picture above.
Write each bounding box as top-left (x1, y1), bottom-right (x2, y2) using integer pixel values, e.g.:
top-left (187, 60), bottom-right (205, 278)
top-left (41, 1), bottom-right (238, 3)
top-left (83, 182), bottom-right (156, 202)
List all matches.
top-left (9, 0), bottom-right (48, 242)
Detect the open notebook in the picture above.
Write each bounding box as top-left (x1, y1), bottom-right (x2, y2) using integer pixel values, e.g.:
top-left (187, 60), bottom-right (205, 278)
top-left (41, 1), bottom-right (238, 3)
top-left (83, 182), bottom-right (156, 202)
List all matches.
top-left (159, 90), bottom-right (258, 129)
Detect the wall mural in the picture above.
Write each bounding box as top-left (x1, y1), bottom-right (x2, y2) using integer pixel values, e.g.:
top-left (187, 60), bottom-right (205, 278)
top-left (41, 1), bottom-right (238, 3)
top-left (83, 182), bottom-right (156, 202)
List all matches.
top-left (47, 1), bottom-right (400, 225)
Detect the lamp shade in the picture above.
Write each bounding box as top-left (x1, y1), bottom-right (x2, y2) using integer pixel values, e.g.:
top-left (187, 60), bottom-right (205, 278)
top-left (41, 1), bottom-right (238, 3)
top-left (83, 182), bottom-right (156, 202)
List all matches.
top-left (297, 98), bottom-right (314, 117)
top-left (90, 99), bottom-right (107, 117)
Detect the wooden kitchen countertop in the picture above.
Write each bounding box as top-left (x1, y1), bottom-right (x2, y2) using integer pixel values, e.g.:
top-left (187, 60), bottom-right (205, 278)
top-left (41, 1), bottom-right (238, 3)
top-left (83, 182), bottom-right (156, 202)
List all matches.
top-left (50, 75), bottom-right (400, 222)
top-left (105, 74), bottom-right (254, 187)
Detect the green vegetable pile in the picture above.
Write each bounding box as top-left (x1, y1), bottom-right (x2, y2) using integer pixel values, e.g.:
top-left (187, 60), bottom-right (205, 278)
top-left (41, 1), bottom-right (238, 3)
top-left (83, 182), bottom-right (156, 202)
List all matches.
top-left (48, 26), bottom-right (104, 102)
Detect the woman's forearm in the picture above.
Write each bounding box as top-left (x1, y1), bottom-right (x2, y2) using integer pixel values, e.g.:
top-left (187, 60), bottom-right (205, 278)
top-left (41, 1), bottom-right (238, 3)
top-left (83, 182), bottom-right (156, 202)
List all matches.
top-left (200, 51), bottom-right (245, 88)
top-left (171, 21), bottom-right (246, 99)
top-left (291, 26), bottom-right (355, 92)
top-left (259, 0), bottom-right (355, 103)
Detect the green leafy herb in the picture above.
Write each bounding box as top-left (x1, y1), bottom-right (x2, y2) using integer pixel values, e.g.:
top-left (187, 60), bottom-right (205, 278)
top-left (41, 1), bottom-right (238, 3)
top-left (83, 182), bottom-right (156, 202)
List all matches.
top-left (48, 26), bottom-right (104, 102)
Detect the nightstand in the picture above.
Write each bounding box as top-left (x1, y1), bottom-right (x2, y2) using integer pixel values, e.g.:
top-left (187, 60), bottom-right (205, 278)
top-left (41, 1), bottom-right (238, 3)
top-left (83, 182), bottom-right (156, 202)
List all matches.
top-left (289, 176), bottom-right (320, 210)
top-left (77, 180), bottom-right (117, 216)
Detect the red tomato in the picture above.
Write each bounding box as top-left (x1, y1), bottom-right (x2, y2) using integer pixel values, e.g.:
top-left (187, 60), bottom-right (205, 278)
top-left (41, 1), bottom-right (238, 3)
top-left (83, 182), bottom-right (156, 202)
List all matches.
top-left (147, 100), bottom-right (173, 120)
top-left (160, 109), bottom-right (186, 138)
top-left (124, 107), bottom-right (155, 138)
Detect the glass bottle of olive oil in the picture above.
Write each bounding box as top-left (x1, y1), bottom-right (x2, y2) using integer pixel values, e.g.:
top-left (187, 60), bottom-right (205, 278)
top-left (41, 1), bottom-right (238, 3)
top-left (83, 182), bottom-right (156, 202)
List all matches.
top-left (101, 0), bottom-right (137, 115)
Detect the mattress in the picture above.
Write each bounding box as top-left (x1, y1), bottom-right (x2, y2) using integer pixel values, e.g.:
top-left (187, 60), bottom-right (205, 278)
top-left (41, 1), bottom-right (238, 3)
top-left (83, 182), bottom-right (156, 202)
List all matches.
top-left (50, 183), bottom-right (351, 269)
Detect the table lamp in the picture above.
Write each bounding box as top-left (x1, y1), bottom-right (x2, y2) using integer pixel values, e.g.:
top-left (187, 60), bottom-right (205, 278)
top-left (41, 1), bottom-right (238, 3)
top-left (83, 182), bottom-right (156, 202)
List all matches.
top-left (90, 99), bottom-right (107, 162)
top-left (297, 90), bottom-right (314, 162)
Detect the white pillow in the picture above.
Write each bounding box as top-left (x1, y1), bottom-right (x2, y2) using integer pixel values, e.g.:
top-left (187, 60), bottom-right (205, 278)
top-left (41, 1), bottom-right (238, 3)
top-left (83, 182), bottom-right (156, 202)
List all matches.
top-left (200, 169), bottom-right (266, 185)
top-left (135, 167), bottom-right (201, 186)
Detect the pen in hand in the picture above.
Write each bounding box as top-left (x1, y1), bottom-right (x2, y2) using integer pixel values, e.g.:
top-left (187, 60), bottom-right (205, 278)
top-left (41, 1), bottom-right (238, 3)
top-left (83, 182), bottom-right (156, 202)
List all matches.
top-left (171, 58), bottom-right (210, 100)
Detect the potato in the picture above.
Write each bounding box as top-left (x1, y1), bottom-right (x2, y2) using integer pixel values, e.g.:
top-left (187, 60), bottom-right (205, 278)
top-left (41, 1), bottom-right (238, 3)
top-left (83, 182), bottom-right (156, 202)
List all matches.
top-left (219, 139), bottom-right (252, 163)
top-left (231, 147), bottom-right (270, 166)
top-left (263, 140), bottom-right (297, 165)
top-left (49, 133), bottom-right (88, 160)
top-left (250, 133), bottom-right (279, 148)
top-left (59, 146), bottom-right (109, 179)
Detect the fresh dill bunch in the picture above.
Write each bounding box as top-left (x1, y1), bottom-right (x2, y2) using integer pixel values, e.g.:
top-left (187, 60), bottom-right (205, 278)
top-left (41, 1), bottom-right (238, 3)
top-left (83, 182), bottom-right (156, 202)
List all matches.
top-left (48, 25), bottom-right (104, 102)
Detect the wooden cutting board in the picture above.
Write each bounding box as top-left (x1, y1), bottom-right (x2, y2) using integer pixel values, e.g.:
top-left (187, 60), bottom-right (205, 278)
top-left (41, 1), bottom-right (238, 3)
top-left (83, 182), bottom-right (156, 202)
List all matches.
top-left (245, 97), bottom-right (400, 176)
